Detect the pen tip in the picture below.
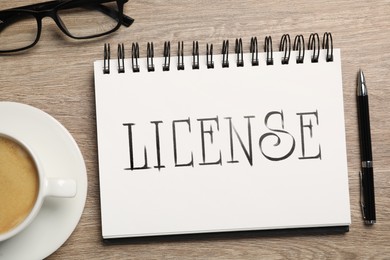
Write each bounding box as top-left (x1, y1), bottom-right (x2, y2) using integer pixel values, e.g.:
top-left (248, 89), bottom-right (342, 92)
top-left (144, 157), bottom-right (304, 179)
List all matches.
top-left (357, 70), bottom-right (367, 96)
top-left (358, 69), bottom-right (365, 82)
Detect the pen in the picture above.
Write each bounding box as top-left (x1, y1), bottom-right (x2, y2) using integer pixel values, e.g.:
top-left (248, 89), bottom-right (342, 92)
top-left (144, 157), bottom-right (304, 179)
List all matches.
top-left (357, 69), bottom-right (376, 224)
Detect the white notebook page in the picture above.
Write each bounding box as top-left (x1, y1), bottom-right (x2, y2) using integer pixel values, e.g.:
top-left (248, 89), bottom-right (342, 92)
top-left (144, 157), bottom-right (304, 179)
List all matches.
top-left (94, 49), bottom-right (350, 239)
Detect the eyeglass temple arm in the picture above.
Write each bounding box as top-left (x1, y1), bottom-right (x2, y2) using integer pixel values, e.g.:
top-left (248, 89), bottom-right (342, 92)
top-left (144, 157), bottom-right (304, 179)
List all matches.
top-left (121, 14), bottom-right (134, 27)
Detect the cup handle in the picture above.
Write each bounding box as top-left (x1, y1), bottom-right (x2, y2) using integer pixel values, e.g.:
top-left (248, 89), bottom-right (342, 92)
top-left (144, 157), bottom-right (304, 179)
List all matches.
top-left (45, 178), bottom-right (77, 198)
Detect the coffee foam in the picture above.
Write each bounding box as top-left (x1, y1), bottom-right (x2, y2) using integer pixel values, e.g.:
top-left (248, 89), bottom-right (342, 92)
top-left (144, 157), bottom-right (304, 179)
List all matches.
top-left (0, 137), bottom-right (39, 234)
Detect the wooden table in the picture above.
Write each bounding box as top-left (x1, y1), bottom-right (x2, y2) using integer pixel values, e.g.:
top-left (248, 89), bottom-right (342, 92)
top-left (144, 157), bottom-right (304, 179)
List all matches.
top-left (1, 1), bottom-right (389, 259)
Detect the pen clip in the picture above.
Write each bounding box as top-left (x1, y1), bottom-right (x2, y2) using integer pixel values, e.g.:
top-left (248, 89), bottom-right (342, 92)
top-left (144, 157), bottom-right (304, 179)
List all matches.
top-left (359, 170), bottom-right (366, 220)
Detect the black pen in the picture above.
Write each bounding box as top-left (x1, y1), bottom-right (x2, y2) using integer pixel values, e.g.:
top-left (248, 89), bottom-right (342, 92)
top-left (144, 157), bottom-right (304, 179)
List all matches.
top-left (357, 70), bottom-right (376, 224)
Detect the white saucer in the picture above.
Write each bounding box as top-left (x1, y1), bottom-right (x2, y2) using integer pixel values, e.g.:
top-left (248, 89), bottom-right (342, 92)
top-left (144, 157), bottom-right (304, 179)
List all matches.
top-left (0, 102), bottom-right (87, 259)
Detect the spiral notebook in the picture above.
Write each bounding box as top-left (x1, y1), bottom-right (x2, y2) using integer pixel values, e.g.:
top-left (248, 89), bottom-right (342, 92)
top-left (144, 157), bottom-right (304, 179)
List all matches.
top-left (94, 33), bottom-right (351, 239)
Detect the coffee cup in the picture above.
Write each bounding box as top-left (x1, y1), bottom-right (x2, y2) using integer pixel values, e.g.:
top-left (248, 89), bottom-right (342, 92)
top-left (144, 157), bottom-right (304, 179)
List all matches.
top-left (0, 130), bottom-right (77, 242)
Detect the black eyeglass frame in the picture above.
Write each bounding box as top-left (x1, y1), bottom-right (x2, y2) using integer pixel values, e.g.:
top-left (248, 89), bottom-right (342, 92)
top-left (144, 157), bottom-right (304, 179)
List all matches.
top-left (0, 0), bottom-right (133, 53)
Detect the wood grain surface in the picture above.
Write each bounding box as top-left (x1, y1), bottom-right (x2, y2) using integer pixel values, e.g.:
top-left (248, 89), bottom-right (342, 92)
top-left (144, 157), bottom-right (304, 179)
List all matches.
top-left (1, 1), bottom-right (389, 259)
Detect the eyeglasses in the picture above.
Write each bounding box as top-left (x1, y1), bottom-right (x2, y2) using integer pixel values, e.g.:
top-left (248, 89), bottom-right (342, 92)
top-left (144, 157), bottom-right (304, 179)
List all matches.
top-left (0, 0), bottom-right (133, 53)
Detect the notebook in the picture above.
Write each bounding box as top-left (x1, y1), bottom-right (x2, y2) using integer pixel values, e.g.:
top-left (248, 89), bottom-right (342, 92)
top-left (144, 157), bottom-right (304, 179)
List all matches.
top-left (93, 33), bottom-right (351, 239)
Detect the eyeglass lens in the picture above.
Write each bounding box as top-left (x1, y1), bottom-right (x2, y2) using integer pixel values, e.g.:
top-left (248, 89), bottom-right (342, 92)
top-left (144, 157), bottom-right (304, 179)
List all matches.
top-left (58, 1), bottom-right (120, 38)
top-left (1, 13), bottom-right (39, 51)
top-left (0, 1), bottom-right (121, 52)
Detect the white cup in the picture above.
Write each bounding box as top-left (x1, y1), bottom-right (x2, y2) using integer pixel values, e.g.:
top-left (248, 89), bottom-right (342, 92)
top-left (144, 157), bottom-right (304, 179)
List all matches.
top-left (0, 130), bottom-right (77, 242)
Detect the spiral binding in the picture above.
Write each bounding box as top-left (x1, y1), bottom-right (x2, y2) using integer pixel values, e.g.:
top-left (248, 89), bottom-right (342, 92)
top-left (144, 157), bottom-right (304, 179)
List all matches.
top-left (103, 43), bottom-right (110, 74)
top-left (206, 43), bottom-right (214, 69)
top-left (102, 33), bottom-right (335, 74)
top-left (222, 40), bottom-right (229, 68)
top-left (131, 42), bottom-right (140, 73)
top-left (235, 38), bottom-right (244, 67)
top-left (117, 43), bottom-right (125, 73)
top-left (250, 37), bottom-right (259, 66)
top-left (147, 42), bottom-right (155, 72)
top-left (163, 41), bottom-right (170, 71)
top-left (264, 36), bottom-right (273, 65)
top-left (279, 34), bottom-right (291, 65)
top-left (323, 32), bottom-right (333, 62)
top-left (177, 41), bottom-right (185, 70)
top-left (308, 33), bottom-right (320, 63)
top-left (293, 35), bottom-right (305, 64)
top-left (192, 41), bottom-right (199, 70)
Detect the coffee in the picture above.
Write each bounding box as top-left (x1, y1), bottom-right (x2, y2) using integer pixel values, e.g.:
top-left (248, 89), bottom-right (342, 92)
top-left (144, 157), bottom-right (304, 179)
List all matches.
top-left (0, 136), bottom-right (39, 234)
